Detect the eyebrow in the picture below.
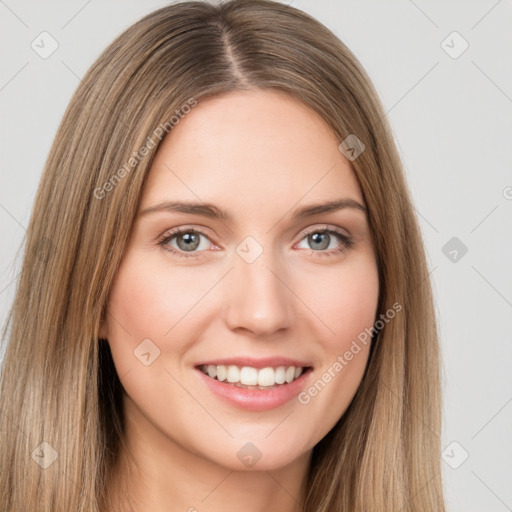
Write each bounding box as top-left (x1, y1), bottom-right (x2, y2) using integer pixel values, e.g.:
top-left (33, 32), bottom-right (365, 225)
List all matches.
top-left (139, 198), bottom-right (367, 221)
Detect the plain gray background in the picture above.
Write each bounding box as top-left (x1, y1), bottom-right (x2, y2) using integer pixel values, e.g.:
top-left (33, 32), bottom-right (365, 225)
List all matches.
top-left (1, 1), bottom-right (511, 510)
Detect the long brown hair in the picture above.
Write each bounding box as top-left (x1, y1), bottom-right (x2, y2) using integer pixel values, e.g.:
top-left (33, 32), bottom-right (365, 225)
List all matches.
top-left (0, 1), bottom-right (445, 510)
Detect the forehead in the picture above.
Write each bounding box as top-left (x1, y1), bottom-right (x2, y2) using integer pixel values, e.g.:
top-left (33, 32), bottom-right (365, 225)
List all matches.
top-left (140, 89), bottom-right (363, 216)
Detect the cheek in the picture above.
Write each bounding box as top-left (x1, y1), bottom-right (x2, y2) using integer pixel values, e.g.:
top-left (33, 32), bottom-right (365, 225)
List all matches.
top-left (300, 251), bottom-right (379, 350)
top-left (295, 335), bottom-right (375, 442)
top-left (107, 253), bottom-right (208, 343)
top-left (293, 253), bottom-right (378, 427)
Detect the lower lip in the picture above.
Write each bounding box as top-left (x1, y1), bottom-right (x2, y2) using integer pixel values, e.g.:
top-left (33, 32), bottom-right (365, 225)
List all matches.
top-left (195, 367), bottom-right (312, 412)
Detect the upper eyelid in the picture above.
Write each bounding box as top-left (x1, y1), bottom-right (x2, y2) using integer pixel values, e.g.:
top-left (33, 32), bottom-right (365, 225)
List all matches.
top-left (300, 224), bottom-right (349, 237)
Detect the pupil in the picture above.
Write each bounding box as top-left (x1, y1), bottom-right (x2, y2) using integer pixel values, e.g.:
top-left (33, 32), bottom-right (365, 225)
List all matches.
top-left (310, 232), bottom-right (329, 250)
top-left (178, 232), bottom-right (199, 251)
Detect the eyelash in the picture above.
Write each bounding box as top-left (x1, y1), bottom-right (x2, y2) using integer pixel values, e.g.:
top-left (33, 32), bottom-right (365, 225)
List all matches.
top-left (157, 225), bottom-right (354, 260)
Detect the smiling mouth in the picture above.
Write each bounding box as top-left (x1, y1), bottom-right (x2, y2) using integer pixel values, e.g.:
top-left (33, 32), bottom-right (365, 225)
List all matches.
top-left (197, 364), bottom-right (312, 390)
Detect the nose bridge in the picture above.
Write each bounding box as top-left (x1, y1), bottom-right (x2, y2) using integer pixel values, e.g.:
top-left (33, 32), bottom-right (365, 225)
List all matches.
top-left (224, 238), bottom-right (293, 335)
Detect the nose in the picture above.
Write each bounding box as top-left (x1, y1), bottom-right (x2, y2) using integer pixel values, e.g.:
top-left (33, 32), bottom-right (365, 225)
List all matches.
top-left (223, 248), bottom-right (294, 337)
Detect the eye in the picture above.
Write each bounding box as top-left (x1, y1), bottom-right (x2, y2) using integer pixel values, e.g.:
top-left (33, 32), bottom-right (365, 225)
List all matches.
top-left (157, 225), bottom-right (354, 260)
top-left (295, 226), bottom-right (354, 257)
top-left (157, 228), bottom-right (212, 259)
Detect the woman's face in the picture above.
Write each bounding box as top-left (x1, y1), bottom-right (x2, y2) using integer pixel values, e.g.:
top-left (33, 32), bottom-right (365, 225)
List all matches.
top-left (101, 89), bottom-right (379, 472)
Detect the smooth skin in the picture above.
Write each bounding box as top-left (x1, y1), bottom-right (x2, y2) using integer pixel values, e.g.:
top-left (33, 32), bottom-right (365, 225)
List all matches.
top-left (100, 89), bottom-right (379, 512)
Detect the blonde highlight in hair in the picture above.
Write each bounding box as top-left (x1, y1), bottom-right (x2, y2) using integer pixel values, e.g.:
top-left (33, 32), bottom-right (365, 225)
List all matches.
top-left (0, 1), bottom-right (445, 510)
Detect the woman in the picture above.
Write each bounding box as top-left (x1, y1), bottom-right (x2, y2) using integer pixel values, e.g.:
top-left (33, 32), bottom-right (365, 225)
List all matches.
top-left (0, 1), bottom-right (445, 510)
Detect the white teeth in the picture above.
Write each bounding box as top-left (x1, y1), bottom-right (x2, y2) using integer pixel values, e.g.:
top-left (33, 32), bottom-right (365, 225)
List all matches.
top-left (257, 367), bottom-right (275, 387)
top-left (216, 365), bottom-right (227, 382)
top-left (240, 366), bottom-right (258, 385)
top-left (226, 365), bottom-right (240, 383)
top-left (200, 364), bottom-right (307, 387)
top-left (274, 366), bottom-right (286, 384)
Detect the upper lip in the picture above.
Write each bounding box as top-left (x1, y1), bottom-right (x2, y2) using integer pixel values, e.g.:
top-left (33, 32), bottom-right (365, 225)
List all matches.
top-left (195, 357), bottom-right (313, 369)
